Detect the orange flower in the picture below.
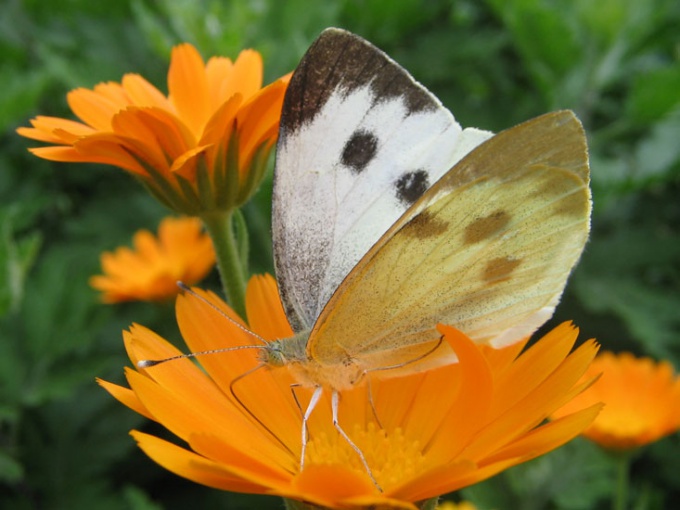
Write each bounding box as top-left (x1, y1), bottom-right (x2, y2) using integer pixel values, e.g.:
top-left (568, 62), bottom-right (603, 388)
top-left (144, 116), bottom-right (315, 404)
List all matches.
top-left (18, 44), bottom-right (290, 214)
top-left (99, 274), bottom-right (601, 509)
top-left (554, 351), bottom-right (680, 451)
top-left (90, 216), bottom-right (215, 303)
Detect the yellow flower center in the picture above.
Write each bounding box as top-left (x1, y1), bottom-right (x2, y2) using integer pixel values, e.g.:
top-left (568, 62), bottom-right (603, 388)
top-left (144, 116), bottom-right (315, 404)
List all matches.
top-left (305, 423), bottom-right (426, 488)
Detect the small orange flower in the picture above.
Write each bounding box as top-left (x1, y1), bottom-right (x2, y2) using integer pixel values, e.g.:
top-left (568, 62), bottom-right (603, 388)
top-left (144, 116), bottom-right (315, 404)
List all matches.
top-left (554, 351), bottom-right (680, 451)
top-left (90, 216), bottom-right (215, 303)
top-left (99, 275), bottom-right (601, 509)
top-left (18, 44), bottom-right (290, 214)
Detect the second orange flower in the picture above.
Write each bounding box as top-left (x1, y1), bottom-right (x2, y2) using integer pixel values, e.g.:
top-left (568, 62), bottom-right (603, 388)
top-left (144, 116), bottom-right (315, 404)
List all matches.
top-left (18, 44), bottom-right (291, 215)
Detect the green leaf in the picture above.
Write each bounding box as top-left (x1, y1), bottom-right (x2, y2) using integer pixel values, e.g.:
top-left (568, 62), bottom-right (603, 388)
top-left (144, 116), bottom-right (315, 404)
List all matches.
top-left (0, 450), bottom-right (24, 484)
top-left (572, 189), bottom-right (680, 362)
top-left (628, 66), bottom-right (680, 124)
top-left (0, 205), bottom-right (42, 316)
top-left (462, 439), bottom-right (617, 510)
top-left (633, 108), bottom-right (680, 182)
top-left (123, 485), bottom-right (165, 510)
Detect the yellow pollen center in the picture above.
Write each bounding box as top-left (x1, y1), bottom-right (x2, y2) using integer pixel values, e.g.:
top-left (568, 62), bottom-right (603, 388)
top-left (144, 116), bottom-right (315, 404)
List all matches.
top-left (305, 423), bottom-right (426, 488)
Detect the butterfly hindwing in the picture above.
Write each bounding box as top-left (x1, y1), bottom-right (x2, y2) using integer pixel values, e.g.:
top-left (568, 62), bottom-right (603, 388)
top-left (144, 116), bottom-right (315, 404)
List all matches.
top-left (273, 28), bottom-right (492, 332)
top-left (308, 111), bottom-right (591, 368)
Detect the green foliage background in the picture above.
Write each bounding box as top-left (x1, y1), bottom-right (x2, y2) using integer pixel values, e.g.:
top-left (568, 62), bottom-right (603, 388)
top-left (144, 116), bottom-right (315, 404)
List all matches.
top-left (1, 0), bottom-right (678, 508)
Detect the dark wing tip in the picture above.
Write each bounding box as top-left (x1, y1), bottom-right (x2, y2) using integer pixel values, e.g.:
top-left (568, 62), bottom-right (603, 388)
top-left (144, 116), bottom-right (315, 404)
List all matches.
top-left (278, 28), bottom-right (442, 137)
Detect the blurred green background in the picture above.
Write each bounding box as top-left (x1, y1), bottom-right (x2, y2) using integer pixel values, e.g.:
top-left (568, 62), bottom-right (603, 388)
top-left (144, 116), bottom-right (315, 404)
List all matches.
top-left (1, 0), bottom-right (679, 508)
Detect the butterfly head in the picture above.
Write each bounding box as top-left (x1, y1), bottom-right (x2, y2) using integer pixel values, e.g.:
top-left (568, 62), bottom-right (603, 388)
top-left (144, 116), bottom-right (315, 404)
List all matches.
top-left (259, 331), bottom-right (310, 367)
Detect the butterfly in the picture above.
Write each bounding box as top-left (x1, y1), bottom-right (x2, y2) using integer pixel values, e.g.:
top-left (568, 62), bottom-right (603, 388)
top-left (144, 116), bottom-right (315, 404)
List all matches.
top-left (143, 27), bottom-right (591, 489)
top-left (262, 28), bottom-right (591, 484)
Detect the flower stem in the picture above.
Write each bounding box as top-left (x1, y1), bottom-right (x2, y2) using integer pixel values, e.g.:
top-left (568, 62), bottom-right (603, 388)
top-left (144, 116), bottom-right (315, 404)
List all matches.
top-left (200, 210), bottom-right (247, 319)
top-left (614, 452), bottom-right (632, 510)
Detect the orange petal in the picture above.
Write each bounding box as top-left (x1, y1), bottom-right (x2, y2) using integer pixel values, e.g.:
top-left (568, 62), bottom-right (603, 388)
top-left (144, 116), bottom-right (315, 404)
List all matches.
top-left (74, 133), bottom-right (155, 175)
top-left (17, 116), bottom-right (95, 143)
top-left (426, 325), bottom-right (494, 461)
top-left (127, 308), bottom-right (295, 467)
top-left (462, 337), bottom-right (598, 460)
top-left (485, 403), bottom-right (602, 464)
top-left (131, 431), bottom-right (270, 493)
top-left (168, 43), bottom-right (210, 137)
top-left (391, 458), bottom-right (479, 501)
top-left (245, 274), bottom-right (294, 341)
top-left (67, 86), bottom-right (123, 131)
top-left (97, 376), bottom-right (155, 421)
top-left (205, 56), bottom-right (233, 108)
top-left (120, 107), bottom-right (196, 159)
top-left (491, 322), bottom-right (578, 417)
top-left (175, 289), bottom-right (302, 451)
top-left (169, 144), bottom-right (210, 180)
top-left (220, 50), bottom-right (263, 103)
top-left (121, 73), bottom-right (173, 109)
top-left (343, 495), bottom-right (419, 510)
top-left (93, 81), bottom-right (131, 105)
top-left (189, 432), bottom-right (294, 486)
top-left (110, 110), bottom-right (172, 172)
top-left (293, 464), bottom-right (376, 504)
top-left (236, 78), bottom-right (289, 168)
top-left (198, 94), bottom-right (241, 153)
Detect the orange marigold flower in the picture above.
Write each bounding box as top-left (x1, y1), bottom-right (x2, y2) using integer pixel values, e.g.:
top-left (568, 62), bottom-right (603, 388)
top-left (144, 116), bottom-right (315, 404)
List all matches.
top-left (554, 351), bottom-right (680, 451)
top-left (90, 216), bottom-right (215, 303)
top-left (18, 44), bottom-right (291, 215)
top-left (98, 274), bottom-right (601, 509)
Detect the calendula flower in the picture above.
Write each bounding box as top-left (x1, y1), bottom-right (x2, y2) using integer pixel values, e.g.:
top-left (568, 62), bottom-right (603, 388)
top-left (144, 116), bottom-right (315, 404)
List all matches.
top-left (90, 216), bottom-right (215, 303)
top-left (554, 351), bottom-right (680, 451)
top-left (98, 274), bottom-right (601, 510)
top-left (18, 44), bottom-right (290, 215)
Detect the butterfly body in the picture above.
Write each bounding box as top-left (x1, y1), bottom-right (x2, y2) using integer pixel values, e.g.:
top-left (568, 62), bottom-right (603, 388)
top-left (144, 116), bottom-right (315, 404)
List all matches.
top-left (261, 333), bottom-right (367, 390)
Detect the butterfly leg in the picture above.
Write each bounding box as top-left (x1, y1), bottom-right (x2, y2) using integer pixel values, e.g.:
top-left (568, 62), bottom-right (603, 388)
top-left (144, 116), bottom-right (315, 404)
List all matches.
top-left (300, 385), bottom-right (323, 471)
top-left (290, 383), bottom-right (313, 450)
top-left (365, 374), bottom-right (383, 429)
top-left (331, 390), bottom-right (382, 491)
top-left (228, 365), bottom-right (294, 456)
top-left (289, 383), bottom-right (304, 413)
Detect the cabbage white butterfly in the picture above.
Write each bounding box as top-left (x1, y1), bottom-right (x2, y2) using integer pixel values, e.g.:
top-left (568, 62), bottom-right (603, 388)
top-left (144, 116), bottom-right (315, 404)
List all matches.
top-left (143, 28), bottom-right (591, 489)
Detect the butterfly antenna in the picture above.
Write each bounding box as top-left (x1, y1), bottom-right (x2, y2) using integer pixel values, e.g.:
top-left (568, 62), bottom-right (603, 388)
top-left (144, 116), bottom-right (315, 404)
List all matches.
top-left (136, 282), bottom-right (270, 368)
top-left (137, 344), bottom-right (265, 368)
top-left (176, 282), bottom-right (269, 346)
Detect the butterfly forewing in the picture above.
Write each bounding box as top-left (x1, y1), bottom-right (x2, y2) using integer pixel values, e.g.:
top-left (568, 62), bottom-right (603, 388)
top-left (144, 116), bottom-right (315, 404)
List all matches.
top-left (273, 28), bottom-right (491, 332)
top-left (308, 111), bottom-right (591, 368)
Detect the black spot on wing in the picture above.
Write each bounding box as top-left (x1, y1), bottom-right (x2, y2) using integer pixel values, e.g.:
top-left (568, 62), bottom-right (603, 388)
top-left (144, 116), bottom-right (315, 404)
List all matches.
top-left (395, 170), bottom-right (429, 205)
top-left (279, 28), bottom-right (440, 137)
top-left (341, 130), bottom-right (378, 173)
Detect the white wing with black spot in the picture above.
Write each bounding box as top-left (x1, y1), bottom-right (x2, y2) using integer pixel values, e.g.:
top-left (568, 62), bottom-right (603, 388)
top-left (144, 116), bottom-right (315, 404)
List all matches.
top-left (273, 28), bottom-right (492, 331)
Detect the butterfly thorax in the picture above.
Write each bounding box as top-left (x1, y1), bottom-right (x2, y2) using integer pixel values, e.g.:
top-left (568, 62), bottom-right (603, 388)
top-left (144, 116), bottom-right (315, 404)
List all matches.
top-left (260, 332), bottom-right (365, 391)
